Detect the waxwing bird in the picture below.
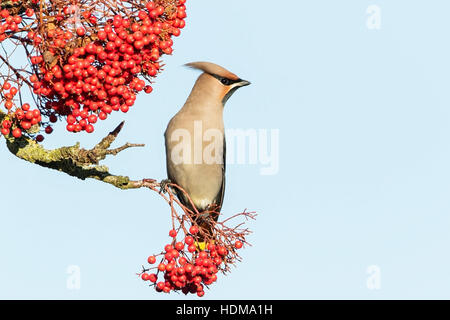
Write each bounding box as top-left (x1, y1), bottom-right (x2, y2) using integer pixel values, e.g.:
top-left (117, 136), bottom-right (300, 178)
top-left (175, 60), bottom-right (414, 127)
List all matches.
top-left (164, 61), bottom-right (250, 242)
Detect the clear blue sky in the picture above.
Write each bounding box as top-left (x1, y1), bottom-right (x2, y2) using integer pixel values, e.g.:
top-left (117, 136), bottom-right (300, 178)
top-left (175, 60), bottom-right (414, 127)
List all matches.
top-left (1, 0), bottom-right (450, 299)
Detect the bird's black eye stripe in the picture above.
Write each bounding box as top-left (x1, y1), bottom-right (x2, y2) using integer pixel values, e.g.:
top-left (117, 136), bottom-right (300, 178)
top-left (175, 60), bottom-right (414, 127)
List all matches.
top-left (212, 74), bottom-right (241, 86)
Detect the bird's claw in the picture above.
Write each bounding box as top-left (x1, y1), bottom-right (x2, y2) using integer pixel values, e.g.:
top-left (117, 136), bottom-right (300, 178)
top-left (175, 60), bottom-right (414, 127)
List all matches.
top-left (159, 179), bottom-right (172, 194)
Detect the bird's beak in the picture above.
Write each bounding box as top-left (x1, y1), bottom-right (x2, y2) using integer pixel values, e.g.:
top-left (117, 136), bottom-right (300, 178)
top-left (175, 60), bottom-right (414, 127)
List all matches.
top-left (238, 79), bottom-right (251, 87)
top-left (222, 79), bottom-right (251, 104)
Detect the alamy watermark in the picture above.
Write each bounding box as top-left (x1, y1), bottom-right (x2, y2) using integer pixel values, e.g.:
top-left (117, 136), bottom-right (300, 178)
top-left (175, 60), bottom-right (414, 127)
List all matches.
top-left (66, 265), bottom-right (81, 290)
top-left (169, 121), bottom-right (279, 175)
top-left (366, 5), bottom-right (382, 30)
top-left (366, 265), bottom-right (381, 290)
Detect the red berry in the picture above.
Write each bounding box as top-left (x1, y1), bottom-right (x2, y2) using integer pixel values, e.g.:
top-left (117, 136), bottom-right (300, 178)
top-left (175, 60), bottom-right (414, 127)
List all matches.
top-left (88, 114), bottom-right (97, 124)
top-left (156, 282), bottom-right (165, 290)
top-left (189, 225), bottom-right (199, 235)
top-left (165, 252), bottom-right (174, 261)
top-left (35, 134), bottom-right (44, 142)
top-left (67, 115), bottom-right (76, 124)
top-left (158, 263), bottom-right (166, 272)
top-left (134, 40), bottom-right (144, 50)
top-left (32, 109), bottom-right (40, 118)
top-left (171, 249), bottom-right (179, 259)
top-left (2, 120), bottom-right (11, 129)
top-left (25, 8), bottom-right (34, 17)
top-left (149, 274), bottom-right (157, 282)
top-left (147, 256), bottom-right (156, 264)
top-left (85, 124), bottom-right (94, 133)
top-left (20, 121), bottom-right (31, 130)
top-left (193, 276), bottom-right (202, 284)
top-left (156, 6), bottom-right (164, 15)
top-left (4, 101), bottom-right (13, 110)
top-left (76, 27), bottom-right (86, 36)
top-left (120, 105), bottom-right (129, 113)
top-left (98, 30), bottom-right (107, 40)
top-left (12, 128), bottom-right (22, 138)
top-left (166, 263), bottom-right (175, 272)
top-left (184, 236), bottom-right (194, 245)
top-left (184, 264), bottom-right (193, 273)
top-left (175, 242), bottom-right (184, 251)
top-left (169, 229), bottom-right (177, 238)
top-left (45, 126), bottom-right (53, 134)
top-left (235, 241), bottom-right (243, 249)
top-left (217, 246), bottom-right (228, 256)
top-left (98, 112), bottom-right (107, 120)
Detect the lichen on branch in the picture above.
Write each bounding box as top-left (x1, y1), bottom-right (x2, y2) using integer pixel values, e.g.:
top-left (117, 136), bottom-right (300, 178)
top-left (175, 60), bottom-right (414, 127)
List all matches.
top-left (1, 117), bottom-right (144, 189)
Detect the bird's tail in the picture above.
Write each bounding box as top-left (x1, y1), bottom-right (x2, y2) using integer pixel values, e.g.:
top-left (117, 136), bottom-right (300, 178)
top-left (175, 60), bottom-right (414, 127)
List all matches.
top-left (190, 205), bottom-right (221, 251)
top-left (193, 216), bottom-right (216, 251)
top-left (195, 241), bottom-right (207, 251)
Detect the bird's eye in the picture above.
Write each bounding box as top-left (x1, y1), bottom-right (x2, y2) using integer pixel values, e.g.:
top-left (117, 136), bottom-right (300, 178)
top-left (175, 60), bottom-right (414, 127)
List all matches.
top-left (220, 78), bottom-right (232, 86)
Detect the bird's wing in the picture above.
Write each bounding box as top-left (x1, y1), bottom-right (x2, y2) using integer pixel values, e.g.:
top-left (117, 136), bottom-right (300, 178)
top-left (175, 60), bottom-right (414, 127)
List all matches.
top-left (213, 137), bottom-right (226, 215)
top-left (165, 127), bottom-right (192, 212)
top-left (165, 131), bottom-right (226, 218)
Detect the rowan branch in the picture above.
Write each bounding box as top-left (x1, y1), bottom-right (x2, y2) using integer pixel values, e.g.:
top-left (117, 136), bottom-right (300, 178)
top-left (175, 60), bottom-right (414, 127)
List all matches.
top-left (1, 118), bottom-right (146, 189)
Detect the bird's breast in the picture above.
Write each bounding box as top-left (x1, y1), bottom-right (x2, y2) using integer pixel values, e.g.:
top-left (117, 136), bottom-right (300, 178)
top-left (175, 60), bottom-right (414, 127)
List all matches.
top-left (165, 105), bottom-right (225, 210)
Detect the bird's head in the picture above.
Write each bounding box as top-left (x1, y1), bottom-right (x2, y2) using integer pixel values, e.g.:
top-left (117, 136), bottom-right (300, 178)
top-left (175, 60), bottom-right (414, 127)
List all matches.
top-left (185, 61), bottom-right (251, 105)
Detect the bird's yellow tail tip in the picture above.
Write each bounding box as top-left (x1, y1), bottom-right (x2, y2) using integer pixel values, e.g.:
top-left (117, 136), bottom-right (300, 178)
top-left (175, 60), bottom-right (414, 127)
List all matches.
top-left (195, 241), bottom-right (207, 251)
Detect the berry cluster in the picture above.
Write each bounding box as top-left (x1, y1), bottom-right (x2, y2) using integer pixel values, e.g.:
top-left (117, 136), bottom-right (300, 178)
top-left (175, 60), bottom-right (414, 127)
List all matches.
top-left (0, 0), bottom-right (187, 142)
top-left (140, 226), bottom-right (244, 297)
top-left (0, 80), bottom-right (49, 140)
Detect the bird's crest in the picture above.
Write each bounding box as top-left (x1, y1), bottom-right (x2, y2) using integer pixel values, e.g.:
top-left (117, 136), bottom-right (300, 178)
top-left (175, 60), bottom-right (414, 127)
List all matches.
top-left (185, 61), bottom-right (239, 81)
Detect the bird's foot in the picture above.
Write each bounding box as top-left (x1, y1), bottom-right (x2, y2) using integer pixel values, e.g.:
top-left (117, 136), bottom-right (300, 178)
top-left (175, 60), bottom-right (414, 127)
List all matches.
top-left (206, 204), bottom-right (221, 214)
top-left (159, 179), bottom-right (172, 194)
